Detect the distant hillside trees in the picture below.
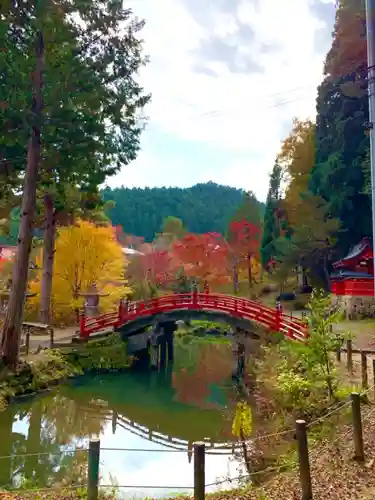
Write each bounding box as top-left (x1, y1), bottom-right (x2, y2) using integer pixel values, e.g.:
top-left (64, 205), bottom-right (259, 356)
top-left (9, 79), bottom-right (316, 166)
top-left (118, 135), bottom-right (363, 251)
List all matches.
top-left (102, 182), bottom-right (265, 241)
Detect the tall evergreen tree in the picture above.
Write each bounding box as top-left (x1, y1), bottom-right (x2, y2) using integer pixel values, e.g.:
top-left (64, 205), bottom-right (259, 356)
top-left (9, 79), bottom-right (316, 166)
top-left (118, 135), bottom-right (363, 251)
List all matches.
top-left (261, 163), bottom-right (282, 267)
top-left (309, 0), bottom-right (370, 253)
top-left (0, 0), bottom-right (150, 364)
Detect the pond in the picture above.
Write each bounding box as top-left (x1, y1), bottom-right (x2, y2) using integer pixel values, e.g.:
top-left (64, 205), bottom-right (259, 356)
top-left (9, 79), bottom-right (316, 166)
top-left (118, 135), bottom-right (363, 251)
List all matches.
top-left (0, 338), bottom-right (251, 498)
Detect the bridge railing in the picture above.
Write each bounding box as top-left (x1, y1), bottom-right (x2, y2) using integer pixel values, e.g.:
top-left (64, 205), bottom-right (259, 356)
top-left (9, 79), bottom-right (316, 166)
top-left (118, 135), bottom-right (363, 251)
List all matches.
top-left (79, 292), bottom-right (308, 341)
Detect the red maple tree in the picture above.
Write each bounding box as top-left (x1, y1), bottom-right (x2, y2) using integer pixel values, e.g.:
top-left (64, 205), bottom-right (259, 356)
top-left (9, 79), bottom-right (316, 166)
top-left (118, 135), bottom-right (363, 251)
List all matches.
top-left (228, 220), bottom-right (262, 289)
top-left (140, 249), bottom-right (180, 289)
top-left (127, 246), bottom-right (180, 295)
top-left (172, 232), bottom-right (230, 290)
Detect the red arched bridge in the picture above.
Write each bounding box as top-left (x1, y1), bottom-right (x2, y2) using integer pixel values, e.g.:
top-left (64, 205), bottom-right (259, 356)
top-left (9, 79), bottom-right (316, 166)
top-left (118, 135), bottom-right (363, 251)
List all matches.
top-left (79, 292), bottom-right (308, 342)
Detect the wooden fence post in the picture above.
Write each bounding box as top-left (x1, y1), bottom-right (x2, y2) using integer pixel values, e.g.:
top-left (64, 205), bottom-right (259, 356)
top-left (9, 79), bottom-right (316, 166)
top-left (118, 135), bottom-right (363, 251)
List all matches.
top-left (49, 328), bottom-right (54, 349)
top-left (79, 312), bottom-right (86, 338)
top-left (88, 438), bottom-right (100, 500)
top-left (25, 331), bottom-right (30, 355)
top-left (351, 392), bottom-right (364, 461)
top-left (296, 420), bottom-right (312, 500)
top-left (336, 346), bottom-right (341, 362)
top-left (194, 442), bottom-right (205, 500)
top-left (372, 358), bottom-right (375, 400)
top-left (336, 335), bottom-right (342, 362)
top-left (361, 351), bottom-right (368, 389)
top-left (347, 339), bottom-right (353, 374)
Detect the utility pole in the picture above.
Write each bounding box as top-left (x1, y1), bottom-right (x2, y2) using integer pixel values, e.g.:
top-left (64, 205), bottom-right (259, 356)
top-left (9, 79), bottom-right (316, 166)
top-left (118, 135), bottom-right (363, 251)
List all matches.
top-left (366, 0), bottom-right (375, 294)
top-left (1, 31), bottom-right (44, 366)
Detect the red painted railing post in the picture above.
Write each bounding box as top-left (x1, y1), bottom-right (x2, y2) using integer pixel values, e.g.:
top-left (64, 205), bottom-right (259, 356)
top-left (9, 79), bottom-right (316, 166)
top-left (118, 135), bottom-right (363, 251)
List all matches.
top-left (118, 299), bottom-right (124, 322)
top-left (79, 311), bottom-right (86, 338)
top-left (275, 310), bottom-right (281, 331)
top-left (193, 289), bottom-right (198, 305)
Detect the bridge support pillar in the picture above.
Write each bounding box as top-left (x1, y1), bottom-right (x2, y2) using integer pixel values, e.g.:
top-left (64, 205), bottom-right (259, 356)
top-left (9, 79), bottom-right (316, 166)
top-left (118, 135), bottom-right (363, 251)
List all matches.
top-left (159, 335), bottom-right (167, 371)
top-left (165, 331), bottom-right (174, 363)
top-left (150, 344), bottom-right (159, 370)
top-left (232, 330), bottom-right (246, 379)
top-left (149, 333), bottom-right (160, 371)
top-left (112, 411), bottom-right (118, 435)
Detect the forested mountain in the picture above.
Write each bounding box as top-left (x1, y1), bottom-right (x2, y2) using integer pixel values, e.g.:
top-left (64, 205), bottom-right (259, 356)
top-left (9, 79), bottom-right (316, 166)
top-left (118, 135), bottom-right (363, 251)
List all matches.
top-left (102, 182), bottom-right (265, 241)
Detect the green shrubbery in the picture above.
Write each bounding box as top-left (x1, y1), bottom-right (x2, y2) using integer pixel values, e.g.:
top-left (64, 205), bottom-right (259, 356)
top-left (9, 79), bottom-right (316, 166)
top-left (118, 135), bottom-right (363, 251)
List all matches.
top-left (0, 334), bottom-right (131, 411)
top-left (258, 290), bottom-right (354, 420)
top-left (175, 320), bottom-right (230, 338)
top-left (62, 334), bottom-right (132, 372)
top-left (0, 350), bottom-right (80, 409)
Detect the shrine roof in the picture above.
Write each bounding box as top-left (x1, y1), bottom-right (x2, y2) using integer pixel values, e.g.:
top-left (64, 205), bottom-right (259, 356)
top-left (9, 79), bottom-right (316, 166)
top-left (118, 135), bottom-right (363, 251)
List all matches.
top-left (333, 238), bottom-right (372, 268)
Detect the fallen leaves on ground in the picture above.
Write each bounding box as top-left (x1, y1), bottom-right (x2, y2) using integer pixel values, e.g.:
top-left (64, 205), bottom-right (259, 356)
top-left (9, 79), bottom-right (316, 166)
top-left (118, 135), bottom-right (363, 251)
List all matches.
top-left (169, 405), bottom-right (375, 500)
top-left (0, 489), bottom-right (114, 500)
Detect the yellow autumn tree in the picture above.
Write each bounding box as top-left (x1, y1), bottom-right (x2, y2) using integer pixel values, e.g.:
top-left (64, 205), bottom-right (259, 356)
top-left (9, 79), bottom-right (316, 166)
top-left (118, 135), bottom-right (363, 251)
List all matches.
top-left (238, 256), bottom-right (261, 284)
top-left (274, 118), bottom-right (340, 287)
top-left (28, 220), bottom-right (131, 324)
top-left (277, 118), bottom-right (315, 226)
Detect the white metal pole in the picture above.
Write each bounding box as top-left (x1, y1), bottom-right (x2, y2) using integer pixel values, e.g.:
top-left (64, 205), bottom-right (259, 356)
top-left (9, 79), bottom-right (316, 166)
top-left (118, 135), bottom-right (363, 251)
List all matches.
top-left (365, 0), bottom-right (375, 294)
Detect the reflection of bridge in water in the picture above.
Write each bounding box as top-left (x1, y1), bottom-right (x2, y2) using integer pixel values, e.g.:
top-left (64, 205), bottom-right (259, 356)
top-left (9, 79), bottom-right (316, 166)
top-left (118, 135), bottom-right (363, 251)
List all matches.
top-left (83, 403), bottom-right (243, 462)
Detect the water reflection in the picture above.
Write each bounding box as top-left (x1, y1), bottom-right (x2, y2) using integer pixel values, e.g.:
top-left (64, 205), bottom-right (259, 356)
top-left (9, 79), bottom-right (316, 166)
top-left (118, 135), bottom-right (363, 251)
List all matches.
top-left (0, 340), bottom-right (248, 497)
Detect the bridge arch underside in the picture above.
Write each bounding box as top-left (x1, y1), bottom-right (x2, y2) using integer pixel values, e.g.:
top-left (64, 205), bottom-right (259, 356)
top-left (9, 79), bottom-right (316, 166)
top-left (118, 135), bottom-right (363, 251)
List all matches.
top-left (116, 308), bottom-right (265, 340)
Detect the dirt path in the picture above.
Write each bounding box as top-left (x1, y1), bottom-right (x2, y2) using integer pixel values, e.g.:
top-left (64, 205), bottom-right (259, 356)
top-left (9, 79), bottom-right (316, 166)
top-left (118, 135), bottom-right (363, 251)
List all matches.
top-left (20, 326), bottom-right (78, 353)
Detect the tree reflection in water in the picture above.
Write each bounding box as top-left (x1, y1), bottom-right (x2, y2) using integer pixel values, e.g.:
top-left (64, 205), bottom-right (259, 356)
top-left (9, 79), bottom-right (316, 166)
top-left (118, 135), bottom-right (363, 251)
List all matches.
top-left (0, 339), bottom-right (258, 490)
top-left (172, 341), bottom-right (232, 407)
top-left (0, 394), bottom-right (109, 489)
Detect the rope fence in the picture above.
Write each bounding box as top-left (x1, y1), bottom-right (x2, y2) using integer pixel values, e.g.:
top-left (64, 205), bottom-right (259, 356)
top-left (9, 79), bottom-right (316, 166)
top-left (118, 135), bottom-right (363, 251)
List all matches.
top-left (3, 340), bottom-right (375, 498)
top-left (1, 384), bottom-right (375, 500)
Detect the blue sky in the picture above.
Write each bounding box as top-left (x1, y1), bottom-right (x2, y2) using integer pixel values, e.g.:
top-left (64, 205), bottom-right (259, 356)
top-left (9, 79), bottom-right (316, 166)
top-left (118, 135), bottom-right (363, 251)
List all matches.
top-left (108, 0), bottom-right (336, 202)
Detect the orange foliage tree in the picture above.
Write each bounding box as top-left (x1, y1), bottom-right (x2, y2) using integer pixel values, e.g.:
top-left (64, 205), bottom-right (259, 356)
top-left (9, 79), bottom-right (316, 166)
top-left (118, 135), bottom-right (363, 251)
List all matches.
top-left (324, 0), bottom-right (367, 97)
top-left (228, 220), bottom-right (262, 291)
top-left (127, 247), bottom-right (180, 297)
top-left (172, 233), bottom-right (230, 291)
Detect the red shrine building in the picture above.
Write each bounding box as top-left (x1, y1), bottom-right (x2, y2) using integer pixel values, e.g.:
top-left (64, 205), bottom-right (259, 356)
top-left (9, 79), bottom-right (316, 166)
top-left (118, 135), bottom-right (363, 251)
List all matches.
top-left (330, 238), bottom-right (375, 317)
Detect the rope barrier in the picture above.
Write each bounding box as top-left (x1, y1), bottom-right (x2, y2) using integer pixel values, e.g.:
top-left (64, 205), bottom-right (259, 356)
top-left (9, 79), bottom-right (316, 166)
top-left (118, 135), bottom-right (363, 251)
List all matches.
top-left (204, 464), bottom-right (288, 488)
top-left (0, 466), bottom-right (291, 493)
top-left (99, 447), bottom-right (189, 453)
top-left (2, 397), bottom-right (375, 496)
top-left (0, 396), bottom-right (363, 461)
top-left (0, 449), bottom-right (89, 460)
top-left (99, 484), bottom-right (193, 489)
top-left (306, 399), bottom-right (352, 428)
top-left (307, 396), bottom-right (375, 460)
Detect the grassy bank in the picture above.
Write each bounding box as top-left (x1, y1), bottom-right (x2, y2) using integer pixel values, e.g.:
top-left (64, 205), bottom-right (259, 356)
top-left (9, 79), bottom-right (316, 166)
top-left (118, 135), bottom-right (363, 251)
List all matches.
top-left (0, 334), bottom-right (131, 411)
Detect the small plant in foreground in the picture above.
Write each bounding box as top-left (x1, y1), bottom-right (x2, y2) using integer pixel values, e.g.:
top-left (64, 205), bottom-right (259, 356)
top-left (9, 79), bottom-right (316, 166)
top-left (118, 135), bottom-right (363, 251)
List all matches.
top-left (265, 289), bottom-right (348, 418)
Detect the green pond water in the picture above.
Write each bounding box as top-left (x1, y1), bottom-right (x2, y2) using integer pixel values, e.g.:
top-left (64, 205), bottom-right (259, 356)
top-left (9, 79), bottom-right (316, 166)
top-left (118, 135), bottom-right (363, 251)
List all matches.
top-left (0, 340), bottom-right (249, 498)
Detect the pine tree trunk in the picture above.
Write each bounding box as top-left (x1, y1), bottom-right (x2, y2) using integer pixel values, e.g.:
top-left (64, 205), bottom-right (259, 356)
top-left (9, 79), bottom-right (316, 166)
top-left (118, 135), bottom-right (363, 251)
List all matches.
top-left (302, 267), bottom-right (308, 287)
top-left (1, 32), bottom-right (44, 367)
top-left (323, 253), bottom-right (331, 291)
top-left (39, 195), bottom-right (56, 324)
top-left (232, 255), bottom-right (239, 294)
top-left (247, 253), bottom-right (252, 295)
